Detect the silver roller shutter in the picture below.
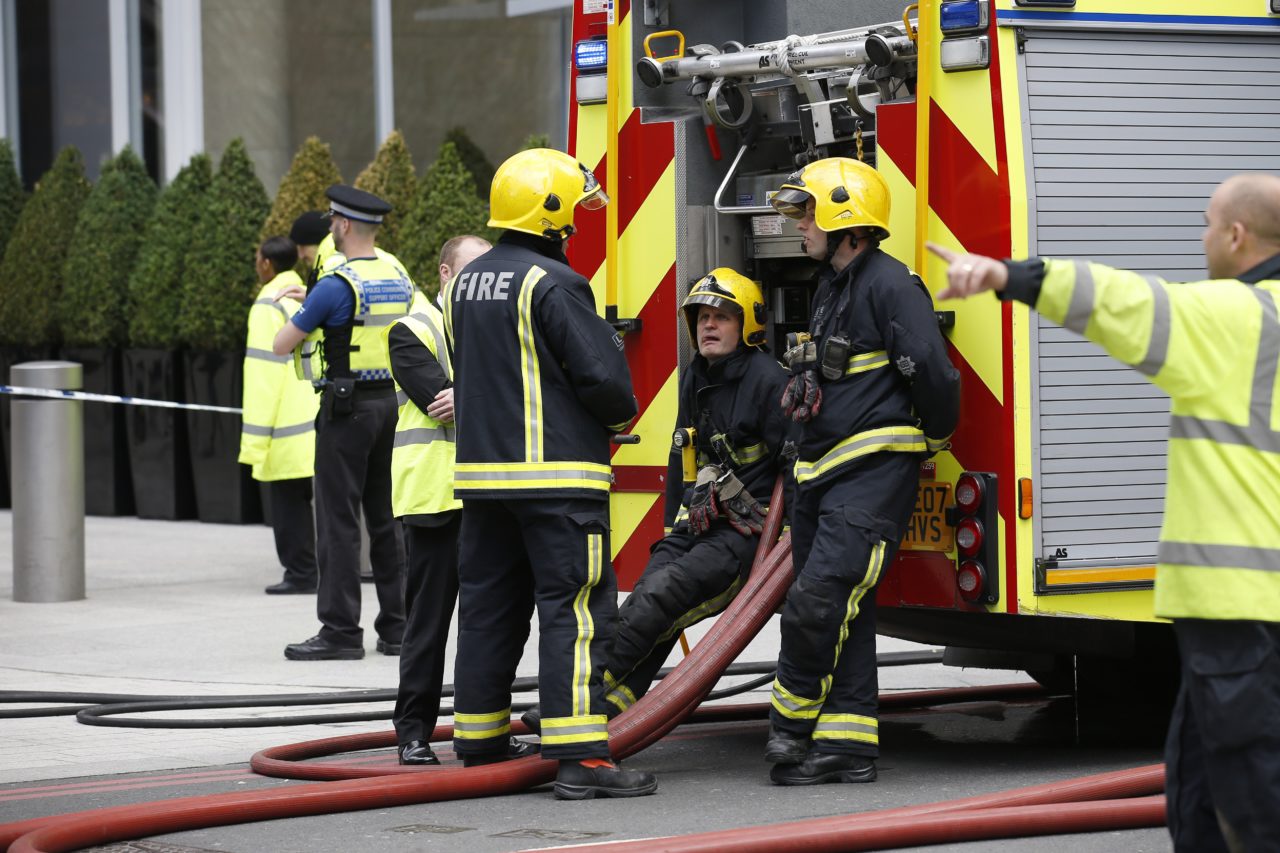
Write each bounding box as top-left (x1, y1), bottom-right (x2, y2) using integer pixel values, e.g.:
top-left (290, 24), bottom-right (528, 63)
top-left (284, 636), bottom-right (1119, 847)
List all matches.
top-left (1022, 28), bottom-right (1280, 571)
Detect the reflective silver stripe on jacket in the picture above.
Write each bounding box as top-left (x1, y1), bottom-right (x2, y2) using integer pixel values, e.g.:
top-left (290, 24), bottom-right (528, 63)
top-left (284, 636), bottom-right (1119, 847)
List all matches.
top-left (454, 467), bottom-right (612, 485)
top-left (408, 311), bottom-right (452, 376)
top-left (1160, 540), bottom-right (1280, 573)
top-left (1063, 260), bottom-right (1096, 335)
top-left (241, 421), bottom-right (314, 438)
top-left (245, 347), bottom-right (289, 363)
top-left (392, 426), bottom-right (456, 447)
top-left (253, 297), bottom-right (290, 320)
top-left (1168, 287), bottom-right (1280, 455)
top-left (1135, 274), bottom-right (1171, 377)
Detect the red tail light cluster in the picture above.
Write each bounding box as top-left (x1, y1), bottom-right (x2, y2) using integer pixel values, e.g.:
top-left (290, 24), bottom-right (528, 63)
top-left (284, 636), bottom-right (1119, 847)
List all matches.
top-left (953, 472), bottom-right (999, 605)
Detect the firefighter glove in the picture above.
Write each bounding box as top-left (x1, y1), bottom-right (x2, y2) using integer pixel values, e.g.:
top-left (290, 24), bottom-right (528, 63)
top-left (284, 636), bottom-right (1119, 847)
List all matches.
top-left (715, 469), bottom-right (767, 537)
top-left (782, 332), bottom-right (818, 374)
top-left (687, 466), bottom-right (723, 536)
top-left (781, 370), bottom-right (822, 423)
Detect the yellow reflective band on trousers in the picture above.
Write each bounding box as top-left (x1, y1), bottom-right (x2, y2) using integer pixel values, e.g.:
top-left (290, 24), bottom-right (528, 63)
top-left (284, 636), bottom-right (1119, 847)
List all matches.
top-left (794, 426), bottom-right (927, 484)
top-left (540, 714), bottom-right (609, 747)
top-left (518, 267), bottom-right (548, 463)
top-left (813, 712), bottom-right (879, 745)
top-left (388, 309), bottom-right (462, 518)
top-left (603, 674), bottom-right (636, 715)
top-left (845, 350), bottom-right (889, 375)
top-left (770, 676), bottom-right (828, 721)
top-left (656, 576), bottom-right (744, 644)
top-left (571, 531), bottom-right (605, 717)
top-left (1035, 259), bottom-right (1280, 622)
top-left (454, 461), bottom-right (613, 494)
top-left (453, 708), bottom-right (512, 741)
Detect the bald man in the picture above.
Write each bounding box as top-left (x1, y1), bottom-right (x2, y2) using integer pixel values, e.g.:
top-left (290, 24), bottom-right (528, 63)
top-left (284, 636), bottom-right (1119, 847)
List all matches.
top-left (928, 172), bottom-right (1280, 853)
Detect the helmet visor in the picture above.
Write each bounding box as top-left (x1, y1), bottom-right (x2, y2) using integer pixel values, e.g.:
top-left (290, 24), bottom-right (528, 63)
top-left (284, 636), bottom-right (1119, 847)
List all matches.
top-left (578, 163), bottom-right (609, 210)
top-left (771, 187), bottom-right (812, 220)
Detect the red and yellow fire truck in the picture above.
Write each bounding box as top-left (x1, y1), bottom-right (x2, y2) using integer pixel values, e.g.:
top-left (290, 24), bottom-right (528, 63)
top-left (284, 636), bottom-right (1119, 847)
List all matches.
top-left (568, 0), bottom-right (1280, 689)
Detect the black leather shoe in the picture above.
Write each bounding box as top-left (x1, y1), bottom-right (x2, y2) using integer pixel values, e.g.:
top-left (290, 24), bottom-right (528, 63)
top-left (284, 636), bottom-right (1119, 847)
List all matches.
top-left (265, 580), bottom-right (317, 595)
top-left (398, 740), bottom-right (440, 766)
top-left (284, 635), bottom-right (364, 661)
top-left (764, 727), bottom-right (810, 765)
top-left (554, 760), bottom-right (658, 800)
top-left (520, 704), bottom-right (541, 734)
top-left (770, 752), bottom-right (877, 786)
top-left (376, 638), bottom-right (402, 656)
top-left (461, 738), bottom-right (540, 767)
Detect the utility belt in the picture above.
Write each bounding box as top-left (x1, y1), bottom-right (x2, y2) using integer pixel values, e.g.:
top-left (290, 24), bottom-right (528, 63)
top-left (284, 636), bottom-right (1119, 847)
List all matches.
top-left (673, 426), bottom-right (766, 484)
top-left (321, 377), bottom-right (396, 417)
top-left (783, 332), bottom-right (887, 382)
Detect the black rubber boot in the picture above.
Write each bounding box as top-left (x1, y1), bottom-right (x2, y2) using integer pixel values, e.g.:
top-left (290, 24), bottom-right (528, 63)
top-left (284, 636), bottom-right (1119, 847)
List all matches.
top-left (520, 704), bottom-right (542, 734)
top-left (461, 737), bottom-right (540, 767)
top-left (763, 726), bottom-right (810, 764)
top-left (554, 760), bottom-right (658, 800)
top-left (769, 752), bottom-right (877, 786)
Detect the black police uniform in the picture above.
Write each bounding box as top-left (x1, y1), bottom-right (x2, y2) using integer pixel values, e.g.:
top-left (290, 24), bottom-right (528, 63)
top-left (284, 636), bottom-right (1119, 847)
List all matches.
top-left (771, 246), bottom-right (960, 759)
top-left (443, 231), bottom-right (636, 762)
top-left (603, 345), bottom-right (788, 714)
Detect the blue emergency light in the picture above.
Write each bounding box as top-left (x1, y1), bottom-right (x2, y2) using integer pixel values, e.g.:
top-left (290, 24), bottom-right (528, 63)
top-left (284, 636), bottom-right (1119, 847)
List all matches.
top-left (940, 0), bottom-right (988, 33)
top-left (575, 39), bottom-right (608, 74)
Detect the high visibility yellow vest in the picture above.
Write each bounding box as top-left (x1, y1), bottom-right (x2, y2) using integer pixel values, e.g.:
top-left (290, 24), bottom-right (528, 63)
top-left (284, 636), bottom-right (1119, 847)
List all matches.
top-left (1036, 258), bottom-right (1280, 623)
top-left (388, 307), bottom-right (461, 517)
top-left (295, 253), bottom-right (415, 383)
top-left (238, 270), bottom-right (319, 481)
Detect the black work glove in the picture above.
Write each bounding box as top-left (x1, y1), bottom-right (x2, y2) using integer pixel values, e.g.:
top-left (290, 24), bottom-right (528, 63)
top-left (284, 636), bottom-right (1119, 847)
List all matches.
top-left (780, 370), bottom-right (822, 423)
top-left (715, 470), bottom-right (767, 537)
top-left (687, 466), bottom-right (722, 536)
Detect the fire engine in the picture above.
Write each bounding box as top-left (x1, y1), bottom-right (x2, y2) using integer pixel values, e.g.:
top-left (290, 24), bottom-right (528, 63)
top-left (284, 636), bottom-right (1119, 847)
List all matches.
top-left (567, 0), bottom-right (1280, 695)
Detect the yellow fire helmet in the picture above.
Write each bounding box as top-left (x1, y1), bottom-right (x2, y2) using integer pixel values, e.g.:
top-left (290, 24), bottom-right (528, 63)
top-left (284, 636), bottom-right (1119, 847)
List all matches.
top-left (681, 267), bottom-right (768, 348)
top-left (488, 148), bottom-right (609, 241)
top-left (771, 157), bottom-right (891, 240)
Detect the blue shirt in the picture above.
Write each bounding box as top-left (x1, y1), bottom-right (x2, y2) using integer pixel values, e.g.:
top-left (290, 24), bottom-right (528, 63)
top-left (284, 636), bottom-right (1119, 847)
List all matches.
top-left (291, 275), bottom-right (354, 332)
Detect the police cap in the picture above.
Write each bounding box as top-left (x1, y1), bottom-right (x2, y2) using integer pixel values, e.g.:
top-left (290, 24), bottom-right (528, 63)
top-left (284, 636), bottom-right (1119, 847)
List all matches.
top-left (325, 184), bottom-right (392, 224)
top-left (289, 210), bottom-right (330, 246)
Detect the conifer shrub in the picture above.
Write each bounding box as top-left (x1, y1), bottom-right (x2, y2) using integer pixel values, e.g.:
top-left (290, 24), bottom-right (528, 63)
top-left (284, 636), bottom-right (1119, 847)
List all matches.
top-left (0, 146), bottom-right (91, 346)
top-left (0, 139), bottom-right (27, 263)
top-left (354, 130), bottom-right (417, 258)
top-left (59, 147), bottom-right (157, 347)
top-left (176, 139), bottom-right (270, 351)
top-left (399, 142), bottom-right (497, 300)
top-left (521, 133), bottom-right (551, 151)
top-left (127, 154), bottom-right (213, 349)
top-left (444, 126), bottom-right (494, 201)
top-left (259, 136), bottom-right (341, 243)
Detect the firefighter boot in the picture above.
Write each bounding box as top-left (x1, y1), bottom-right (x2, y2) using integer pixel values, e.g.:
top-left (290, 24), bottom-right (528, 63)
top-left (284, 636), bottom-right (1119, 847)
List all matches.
top-left (763, 726), bottom-right (810, 764)
top-left (520, 704), bottom-right (541, 735)
top-left (769, 752), bottom-right (877, 786)
top-left (461, 738), bottom-right (541, 767)
top-left (554, 759), bottom-right (658, 800)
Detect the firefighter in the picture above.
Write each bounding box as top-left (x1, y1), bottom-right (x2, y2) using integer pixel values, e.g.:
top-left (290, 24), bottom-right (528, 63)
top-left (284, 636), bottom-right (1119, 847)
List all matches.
top-left (239, 236), bottom-right (319, 595)
top-left (927, 171), bottom-right (1280, 853)
top-left (765, 158), bottom-right (960, 785)
top-left (272, 185), bottom-right (411, 661)
top-left (442, 148), bottom-right (655, 799)
top-left (389, 234), bottom-right (539, 766)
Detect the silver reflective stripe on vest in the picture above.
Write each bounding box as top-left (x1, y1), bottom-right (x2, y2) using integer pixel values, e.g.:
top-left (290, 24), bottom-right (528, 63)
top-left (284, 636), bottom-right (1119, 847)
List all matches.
top-left (352, 314), bottom-right (401, 327)
top-left (246, 347), bottom-right (289, 363)
top-left (393, 426), bottom-right (456, 447)
top-left (241, 423), bottom-right (271, 436)
top-left (1063, 260), bottom-right (1095, 335)
top-left (254, 298), bottom-right (290, 320)
top-left (1135, 274), bottom-right (1171, 377)
top-left (272, 421), bottom-right (314, 438)
top-left (1160, 540), bottom-right (1280, 573)
top-left (1168, 287), bottom-right (1280, 455)
top-left (396, 390), bottom-right (409, 407)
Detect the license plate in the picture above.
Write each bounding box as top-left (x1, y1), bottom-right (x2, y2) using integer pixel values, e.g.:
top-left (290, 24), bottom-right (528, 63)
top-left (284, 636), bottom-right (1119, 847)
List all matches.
top-left (901, 482), bottom-right (953, 552)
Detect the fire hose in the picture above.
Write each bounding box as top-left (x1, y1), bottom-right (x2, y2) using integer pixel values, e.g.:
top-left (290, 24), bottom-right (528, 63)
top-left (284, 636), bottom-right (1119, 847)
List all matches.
top-left (0, 475), bottom-right (1167, 852)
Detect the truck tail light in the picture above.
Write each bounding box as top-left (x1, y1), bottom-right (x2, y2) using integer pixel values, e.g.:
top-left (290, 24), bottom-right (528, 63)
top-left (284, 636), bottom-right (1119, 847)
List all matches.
top-left (954, 471), bottom-right (999, 605)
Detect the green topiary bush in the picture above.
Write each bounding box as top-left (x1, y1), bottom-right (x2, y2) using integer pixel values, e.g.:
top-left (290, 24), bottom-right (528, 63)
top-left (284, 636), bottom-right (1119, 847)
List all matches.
top-left (128, 154), bottom-right (213, 349)
top-left (59, 146), bottom-right (157, 347)
top-left (0, 139), bottom-right (27, 263)
top-left (260, 136), bottom-right (341, 243)
top-left (354, 129), bottom-right (417, 258)
top-left (444, 126), bottom-right (494, 201)
top-left (399, 141), bottom-right (497, 300)
top-left (521, 133), bottom-right (551, 151)
top-left (176, 138), bottom-right (270, 352)
top-left (0, 146), bottom-right (91, 346)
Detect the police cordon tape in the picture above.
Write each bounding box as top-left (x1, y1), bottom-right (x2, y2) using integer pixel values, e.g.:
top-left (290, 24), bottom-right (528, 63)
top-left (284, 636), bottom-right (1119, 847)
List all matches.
top-left (0, 385), bottom-right (243, 414)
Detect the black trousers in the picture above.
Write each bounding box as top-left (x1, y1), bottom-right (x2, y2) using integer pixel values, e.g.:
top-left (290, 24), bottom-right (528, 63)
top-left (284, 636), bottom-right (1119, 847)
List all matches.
top-left (452, 497), bottom-right (617, 761)
top-left (393, 513), bottom-right (461, 746)
top-left (268, 477), bottom-right (317, 586)
top-left (1166, 618), bottom-right (1280, 853)
top-left (313, 389), bottom-right (405, 647)
top-left (771, 452), bottom-right (917, 758)
top-left (605, 524), bottom-right (757, 713)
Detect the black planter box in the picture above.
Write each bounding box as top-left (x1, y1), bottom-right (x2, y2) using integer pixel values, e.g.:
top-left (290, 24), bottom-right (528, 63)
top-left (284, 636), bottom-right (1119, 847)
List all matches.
top-left (122, 349), bottom-right (196, 520)
top-left (61, 346), bottom-right (135, 516)
top-left (183, 349), bottom-right (261, 524)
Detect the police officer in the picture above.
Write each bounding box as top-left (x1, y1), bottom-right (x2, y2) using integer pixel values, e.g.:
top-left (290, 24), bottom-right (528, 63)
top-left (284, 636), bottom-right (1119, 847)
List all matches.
top-left (239, 235), bottom-right (319, 595)
top-left (273, 185), bottom-right (410, 661)
top-left (443, 149), bottom-right (655, 799)
top-left (389, 234), bottom-right (537, 766)
top-left (288, 211), bottom-right (332, 290)
top-left (765, 158), bottom-right (960, 785)
top-left (928, 172), bottom-right (1280, 853)
top-left (598, 270), bottom-right (788, 716)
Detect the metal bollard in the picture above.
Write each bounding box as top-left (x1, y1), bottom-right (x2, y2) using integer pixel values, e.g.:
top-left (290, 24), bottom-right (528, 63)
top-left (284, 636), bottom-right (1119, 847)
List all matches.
top-left (11, 361), bottom-right (85, 602)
